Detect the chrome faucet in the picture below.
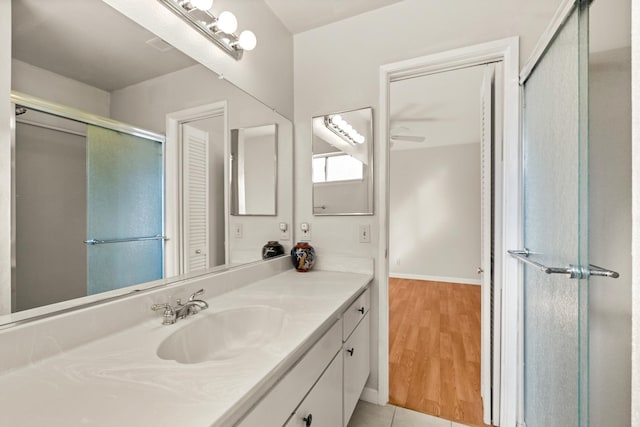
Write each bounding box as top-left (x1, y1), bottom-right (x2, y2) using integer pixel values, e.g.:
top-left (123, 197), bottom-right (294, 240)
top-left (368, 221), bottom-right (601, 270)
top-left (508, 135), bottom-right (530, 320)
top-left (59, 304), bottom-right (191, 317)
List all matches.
top-left (151, 289), bottom-right (209, 325)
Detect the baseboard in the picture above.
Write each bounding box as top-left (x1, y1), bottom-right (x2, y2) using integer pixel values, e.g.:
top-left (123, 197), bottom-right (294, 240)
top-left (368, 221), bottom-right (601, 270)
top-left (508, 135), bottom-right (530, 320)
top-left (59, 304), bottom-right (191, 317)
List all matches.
top-left (389, 273), bottom-right (481, 286)
top-left (359, 387), bottom-right (380, 405)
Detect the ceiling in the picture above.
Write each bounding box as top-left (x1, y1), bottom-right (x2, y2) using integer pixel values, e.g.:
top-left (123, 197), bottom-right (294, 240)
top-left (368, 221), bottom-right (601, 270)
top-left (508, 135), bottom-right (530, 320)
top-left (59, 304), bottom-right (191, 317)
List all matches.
top-left (264, 0), bottom-right (404, 34)
top-left (389, 64), bottom-right (487, 151)
top-left (12, 0), bottom-right (197, 92)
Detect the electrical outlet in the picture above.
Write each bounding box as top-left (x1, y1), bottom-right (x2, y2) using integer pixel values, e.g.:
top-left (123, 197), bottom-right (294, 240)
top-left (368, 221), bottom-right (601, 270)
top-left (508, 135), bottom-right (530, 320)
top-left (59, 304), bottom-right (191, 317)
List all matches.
top-left (279, 222), bottom-right (290, 241)
top-left (300, 223), bottom-right (311, 241)
top-left (233, 223), bottom-right (243, 239)
top-left (359, 224), bottom-right (371, 243)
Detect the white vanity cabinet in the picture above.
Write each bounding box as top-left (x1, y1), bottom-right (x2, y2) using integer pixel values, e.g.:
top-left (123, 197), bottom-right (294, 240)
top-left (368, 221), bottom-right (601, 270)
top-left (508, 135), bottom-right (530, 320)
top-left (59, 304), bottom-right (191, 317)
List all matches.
top-left (284, 353), bottom-right (343, 427)
top-left (237, 286), bottom-right (371, 427)
top-left (342, 289), bottom-right (371, 426)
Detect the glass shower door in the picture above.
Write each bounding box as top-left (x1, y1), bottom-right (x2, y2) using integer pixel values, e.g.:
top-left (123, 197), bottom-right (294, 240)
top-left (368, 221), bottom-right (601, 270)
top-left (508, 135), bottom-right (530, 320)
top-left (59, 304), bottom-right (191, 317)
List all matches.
top-left (520, 2), bottom-right (589, 426)
top-left (86, 125), bottom-right (164, 295)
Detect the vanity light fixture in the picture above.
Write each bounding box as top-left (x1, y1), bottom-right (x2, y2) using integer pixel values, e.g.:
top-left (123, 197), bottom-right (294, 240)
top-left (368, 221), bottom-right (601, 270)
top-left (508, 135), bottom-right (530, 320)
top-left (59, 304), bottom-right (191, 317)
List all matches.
top-left (324, 114), bottom-right (366, 145)
top-left (158, 0), bottom-right (257, 60)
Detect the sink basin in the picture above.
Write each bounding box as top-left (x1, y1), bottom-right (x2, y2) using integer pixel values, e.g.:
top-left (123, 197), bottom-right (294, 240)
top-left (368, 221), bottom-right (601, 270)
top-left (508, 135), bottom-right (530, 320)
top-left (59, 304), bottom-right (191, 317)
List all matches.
top-left (157, 305), bottom-right (287, 363)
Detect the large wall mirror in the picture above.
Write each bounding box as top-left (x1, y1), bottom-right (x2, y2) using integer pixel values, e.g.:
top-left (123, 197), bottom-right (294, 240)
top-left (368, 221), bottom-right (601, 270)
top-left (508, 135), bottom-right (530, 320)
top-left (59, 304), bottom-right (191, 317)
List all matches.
top-left (311, 107), bottom-right (374, 215)
top-left (5, 0), bottom-right (293, 320)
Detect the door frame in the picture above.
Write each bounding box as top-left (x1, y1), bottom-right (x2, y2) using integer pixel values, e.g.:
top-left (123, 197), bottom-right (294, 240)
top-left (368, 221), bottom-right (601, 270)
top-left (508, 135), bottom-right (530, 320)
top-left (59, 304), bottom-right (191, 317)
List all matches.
top-left (377, 37), bottom-right (521, 426)
top-left (165, 101), bottom-right (228, 277)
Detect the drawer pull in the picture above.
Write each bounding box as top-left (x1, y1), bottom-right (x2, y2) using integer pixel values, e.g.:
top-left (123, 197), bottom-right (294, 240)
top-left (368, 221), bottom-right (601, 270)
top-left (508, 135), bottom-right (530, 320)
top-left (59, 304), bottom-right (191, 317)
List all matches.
top-left (346, 348), bottom-right (355, 356)
top-left (303, 414), bottom-right (313, 426)
top-left (357, 307), bottom-right (365, 314)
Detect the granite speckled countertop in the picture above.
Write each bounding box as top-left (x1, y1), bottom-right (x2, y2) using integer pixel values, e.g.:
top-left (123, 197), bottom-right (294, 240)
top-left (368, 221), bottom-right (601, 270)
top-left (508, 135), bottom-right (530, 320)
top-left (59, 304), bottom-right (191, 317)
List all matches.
top-left (0, 269), bottom-right (372, 426)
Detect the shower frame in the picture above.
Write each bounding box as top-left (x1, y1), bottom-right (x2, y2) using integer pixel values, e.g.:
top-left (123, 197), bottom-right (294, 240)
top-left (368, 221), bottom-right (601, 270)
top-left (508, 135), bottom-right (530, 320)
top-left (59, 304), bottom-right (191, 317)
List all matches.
top-left (8, 91), bottom-right (166, 313)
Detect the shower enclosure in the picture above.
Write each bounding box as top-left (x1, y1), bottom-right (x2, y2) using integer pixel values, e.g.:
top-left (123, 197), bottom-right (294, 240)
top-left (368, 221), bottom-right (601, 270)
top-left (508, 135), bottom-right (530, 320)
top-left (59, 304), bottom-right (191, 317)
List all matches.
top-left (515, 0), bottom-right (622, 425)
top-left (12, 93), bottom-right (165, 312)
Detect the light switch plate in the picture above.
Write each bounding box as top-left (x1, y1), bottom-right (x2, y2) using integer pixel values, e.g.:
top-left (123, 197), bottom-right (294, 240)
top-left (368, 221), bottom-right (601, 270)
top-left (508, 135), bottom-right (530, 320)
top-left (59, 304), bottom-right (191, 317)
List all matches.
top-left (279, 222), bottom-right (290, 241)
top-left (359, 224), bottom-right (370, 243)
top-left (300, 223), bottom-right (311, 241)
top-left (233, 223), bottom-right (243, 239)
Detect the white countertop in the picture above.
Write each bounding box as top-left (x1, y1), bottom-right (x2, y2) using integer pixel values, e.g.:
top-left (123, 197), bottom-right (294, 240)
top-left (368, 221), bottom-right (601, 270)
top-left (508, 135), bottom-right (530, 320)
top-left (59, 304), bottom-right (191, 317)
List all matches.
top-left (0, 269), bottom-right (372, 427)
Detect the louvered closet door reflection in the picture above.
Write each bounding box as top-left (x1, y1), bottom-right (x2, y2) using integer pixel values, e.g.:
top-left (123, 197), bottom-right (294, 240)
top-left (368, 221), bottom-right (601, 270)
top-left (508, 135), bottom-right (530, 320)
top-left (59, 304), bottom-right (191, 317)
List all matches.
top-left (182, 124), bottom-right (209, 273)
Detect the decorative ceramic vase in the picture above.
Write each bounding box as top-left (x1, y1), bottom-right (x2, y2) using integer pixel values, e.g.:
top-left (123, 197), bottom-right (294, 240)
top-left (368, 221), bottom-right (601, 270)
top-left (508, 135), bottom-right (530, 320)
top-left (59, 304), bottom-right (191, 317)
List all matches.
top-left (290, 242), bottom-right (316, 272)
top-left (262, 241), bottom-right (285, 260)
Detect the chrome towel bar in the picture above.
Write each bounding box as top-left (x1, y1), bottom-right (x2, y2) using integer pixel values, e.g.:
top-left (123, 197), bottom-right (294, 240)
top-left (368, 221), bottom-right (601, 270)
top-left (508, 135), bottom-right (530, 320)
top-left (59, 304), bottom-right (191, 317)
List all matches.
top-left (84, 235), bottom-right (168, 245)
top-left (508, 249), bottom-right (619, 279)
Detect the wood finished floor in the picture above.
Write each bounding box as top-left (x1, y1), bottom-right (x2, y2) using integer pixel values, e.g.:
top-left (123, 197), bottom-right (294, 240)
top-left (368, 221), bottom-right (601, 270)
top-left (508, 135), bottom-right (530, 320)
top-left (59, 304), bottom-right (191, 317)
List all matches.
top-left (389, 278), bottom-right (490, 427)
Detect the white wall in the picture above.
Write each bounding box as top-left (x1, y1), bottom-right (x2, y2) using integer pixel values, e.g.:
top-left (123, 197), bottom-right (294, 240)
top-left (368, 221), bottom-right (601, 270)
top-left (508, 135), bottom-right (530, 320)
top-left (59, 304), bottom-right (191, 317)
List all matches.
top-left (109, 64), bottom-right (293, 265)
top-left (12, 59), bottom-right (111, 116)
top-left (389, 144), bottom-right (481, 283)
top-left (102, 0), bottom-right (294, 120)
top-left (313, 180), bottom-right (368, 215)
top-left (589, 47), bottom-right (632, 427)
top-left (293, 0), bottom-right (561, 393)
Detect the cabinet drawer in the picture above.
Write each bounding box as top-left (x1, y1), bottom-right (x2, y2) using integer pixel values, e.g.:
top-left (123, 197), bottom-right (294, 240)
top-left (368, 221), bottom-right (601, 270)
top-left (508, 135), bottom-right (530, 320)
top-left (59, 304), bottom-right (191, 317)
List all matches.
top-left (343, 312), bottom-right (370, 426)
top-left (343, 288), bottom-right (370, 341)
top-left (284, 352), bottom-right (343, 427)
top-left (237, 320), bottom-right (342, 427)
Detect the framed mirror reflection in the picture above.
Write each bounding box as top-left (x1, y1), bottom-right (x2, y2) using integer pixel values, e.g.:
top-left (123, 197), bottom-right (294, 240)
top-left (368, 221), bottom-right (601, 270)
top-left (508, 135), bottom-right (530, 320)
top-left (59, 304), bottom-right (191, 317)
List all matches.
top-left (230, 124), bottom-right (278, 216)
top-left (311, 107), bottom-right (374, 215)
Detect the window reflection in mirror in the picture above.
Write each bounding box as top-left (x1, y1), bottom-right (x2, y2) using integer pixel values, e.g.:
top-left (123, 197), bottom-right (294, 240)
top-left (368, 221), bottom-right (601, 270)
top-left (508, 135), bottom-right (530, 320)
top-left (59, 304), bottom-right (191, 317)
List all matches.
top-left (311, 107), bottom-right (373, 215)
top-left (230, 124), bottom-right (278, 216)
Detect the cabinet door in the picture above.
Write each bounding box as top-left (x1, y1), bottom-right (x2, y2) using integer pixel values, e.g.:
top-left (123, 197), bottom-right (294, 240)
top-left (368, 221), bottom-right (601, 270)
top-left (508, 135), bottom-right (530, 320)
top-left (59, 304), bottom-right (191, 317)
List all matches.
top-left (237, 321), bottom-right (342, 427)
top-left (285, 353), bottom-right (343, 427)
top-left (343, 312), bottom-right (370, 426)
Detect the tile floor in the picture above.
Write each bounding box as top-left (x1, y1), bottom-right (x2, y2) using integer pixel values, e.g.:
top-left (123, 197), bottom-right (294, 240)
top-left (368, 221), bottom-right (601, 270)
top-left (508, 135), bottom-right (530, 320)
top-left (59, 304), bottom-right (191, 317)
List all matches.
top-left (348, 400), bottom-right (472, 427)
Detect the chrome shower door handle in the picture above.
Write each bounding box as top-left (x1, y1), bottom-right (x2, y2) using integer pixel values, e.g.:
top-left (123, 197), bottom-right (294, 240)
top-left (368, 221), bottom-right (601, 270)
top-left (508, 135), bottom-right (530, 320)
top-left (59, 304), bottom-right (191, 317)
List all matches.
top-left (508, 249), bottom-right (619, 279)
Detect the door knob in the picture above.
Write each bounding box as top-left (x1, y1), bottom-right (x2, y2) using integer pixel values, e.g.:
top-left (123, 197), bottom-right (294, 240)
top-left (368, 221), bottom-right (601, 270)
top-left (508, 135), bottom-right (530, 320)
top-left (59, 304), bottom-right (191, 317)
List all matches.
top-left (195, 249), bottom-right (202, 254)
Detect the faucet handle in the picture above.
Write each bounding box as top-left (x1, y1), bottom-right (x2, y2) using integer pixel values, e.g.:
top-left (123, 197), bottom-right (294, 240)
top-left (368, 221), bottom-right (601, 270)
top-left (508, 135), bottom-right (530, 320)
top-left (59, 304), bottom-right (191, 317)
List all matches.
top-left (151, 303), bottom-right (177, 325)
top-left (189, 289), bottom-right (205, 301)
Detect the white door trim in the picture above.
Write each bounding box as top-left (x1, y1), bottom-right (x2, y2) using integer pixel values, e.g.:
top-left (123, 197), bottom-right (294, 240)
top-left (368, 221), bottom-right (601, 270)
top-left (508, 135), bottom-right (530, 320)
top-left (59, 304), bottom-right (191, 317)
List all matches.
top-left (165, 101), bottom-right (228, 277)
top-left (377, 37), bottom-right (521, 426)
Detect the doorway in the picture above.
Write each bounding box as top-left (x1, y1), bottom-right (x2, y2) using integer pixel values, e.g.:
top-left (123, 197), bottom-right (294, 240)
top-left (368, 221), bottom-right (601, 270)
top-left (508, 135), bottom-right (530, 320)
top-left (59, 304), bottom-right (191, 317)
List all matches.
top-left (165, 102), bottom-right (228, 278)
top-left (378, 38), bottom-right (521, 427)
top-left (387, 63), bottom-right (494, 427)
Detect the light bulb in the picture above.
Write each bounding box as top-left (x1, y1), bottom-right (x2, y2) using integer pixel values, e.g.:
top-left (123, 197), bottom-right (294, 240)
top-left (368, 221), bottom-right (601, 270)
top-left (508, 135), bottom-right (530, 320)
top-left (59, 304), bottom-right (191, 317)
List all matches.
top-left (355, 134), bottom-right (365, 144)
top-left (238, 30), bottom-right (257, 51)
top-left (343, 124), bottom-right (353, 135)
top-left (331, 115), bottom-right (342, 125)
top-left (217, 11), bottom-right (237, 33)
top-left (190, 0), bottom-right (213, 11)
